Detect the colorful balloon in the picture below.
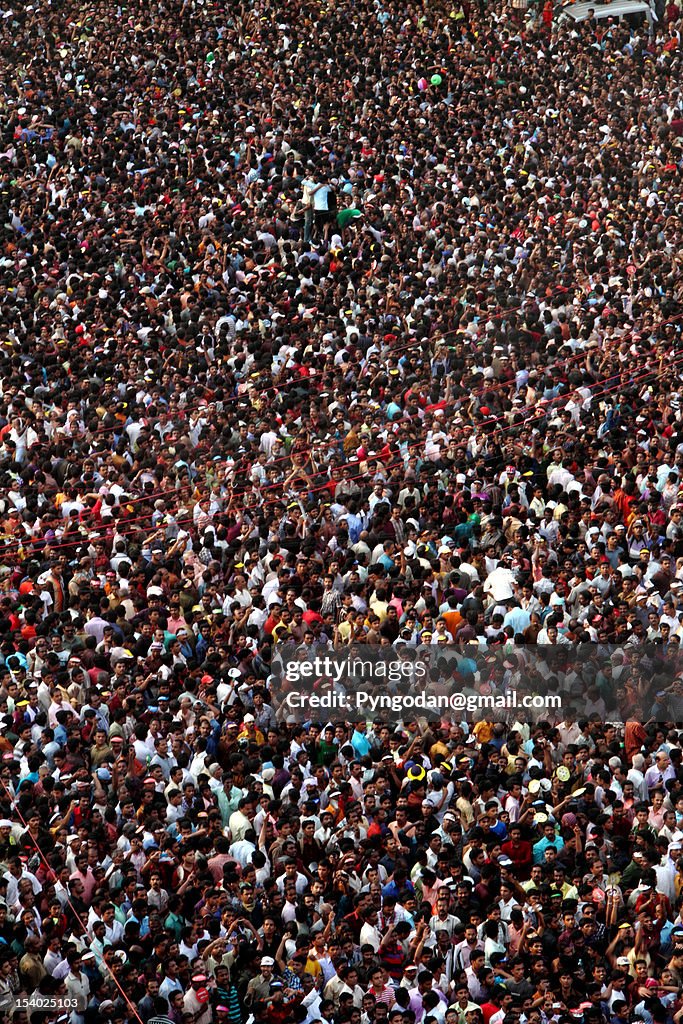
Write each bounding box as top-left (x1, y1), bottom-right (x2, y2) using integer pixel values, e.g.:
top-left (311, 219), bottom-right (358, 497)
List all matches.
top-left (431, 73), bottom-right (442, 85)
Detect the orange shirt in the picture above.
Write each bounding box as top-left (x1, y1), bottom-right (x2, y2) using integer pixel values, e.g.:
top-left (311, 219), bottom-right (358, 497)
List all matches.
top-left (442, 609), bottom-right (463, 636)
top-left (625, 720), bottom-right (648, 762)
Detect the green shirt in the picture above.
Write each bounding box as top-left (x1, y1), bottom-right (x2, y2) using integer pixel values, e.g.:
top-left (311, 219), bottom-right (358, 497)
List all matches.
top-left (337, 208), bottom-right (362, 228)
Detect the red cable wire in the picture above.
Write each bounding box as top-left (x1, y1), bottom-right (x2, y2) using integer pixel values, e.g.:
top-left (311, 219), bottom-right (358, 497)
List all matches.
top-left (17, 301), bottom-right (683, 531)
top-left (0, 777), bottom-right (145, 1024)
top-left (3, 339), bottom-right (681, 557)
top-left (30, 302), bottom-right (683, 504)
top-left (51, 283), bottom-right (575, 441)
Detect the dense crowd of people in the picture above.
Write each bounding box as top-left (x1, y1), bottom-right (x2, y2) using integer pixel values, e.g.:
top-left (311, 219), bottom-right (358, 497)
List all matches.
top-left (2, 0), bottom-right (683, 1021)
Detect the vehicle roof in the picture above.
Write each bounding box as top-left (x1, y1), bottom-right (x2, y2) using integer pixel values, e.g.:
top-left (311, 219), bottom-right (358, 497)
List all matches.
top-left (558, 0), bottom-right (651, 15)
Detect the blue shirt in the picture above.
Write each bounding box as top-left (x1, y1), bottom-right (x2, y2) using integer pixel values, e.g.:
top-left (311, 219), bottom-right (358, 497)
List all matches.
top-left (345, 513), bottom-right (365, 543)
top-left (533, 834), bottom-right (565, 864)
top-left (503, 607), bottom-right (531, 633)
top-left (351, 729), bottom-right (371, 757)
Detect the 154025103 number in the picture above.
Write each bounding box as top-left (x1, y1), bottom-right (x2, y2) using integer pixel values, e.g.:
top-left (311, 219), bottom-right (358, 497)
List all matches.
top-left (15, 997), bottom-right (79, 1009)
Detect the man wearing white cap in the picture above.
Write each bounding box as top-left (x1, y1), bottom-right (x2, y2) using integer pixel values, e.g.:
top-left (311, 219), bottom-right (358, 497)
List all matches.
top-left (238, 713), bottom-right (264, 745)
top-left (246, 955), bottom-right (276, 1005)
top-left (0, 821), bottom-right (16, 860)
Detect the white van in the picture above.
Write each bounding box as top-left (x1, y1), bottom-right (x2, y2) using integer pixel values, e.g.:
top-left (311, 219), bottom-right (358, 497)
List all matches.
top-left (556, 0), bottom-right (655, 32)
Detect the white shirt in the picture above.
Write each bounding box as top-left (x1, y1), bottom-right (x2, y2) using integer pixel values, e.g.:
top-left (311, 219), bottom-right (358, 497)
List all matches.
top-left (359, 921), bottom-right (382, 952)
top-left (498, 895), bottom-right (520, 922)
top-left (312, 183), bottom-right (332, 211)
top-left (654, 860), bottom-right (677, 903)
top-left (276, 871), bottom-right (308, 895)
top-left (65, 970), bottom-right (90, 1012)
top-left (557, 721), bottom-right (582, 746)
top-left (3, 868), bottom-right (41, 906)
top-left (628, 768), bottom-right (649, 802)
top-left (229, 839), bottom-right (256, 868)
top-left (104, 919), bottom-right (125, 945)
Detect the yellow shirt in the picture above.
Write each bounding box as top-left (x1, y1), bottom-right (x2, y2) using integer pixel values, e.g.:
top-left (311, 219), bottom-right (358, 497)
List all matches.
top-left (337, 620), bottom-right (353, 643)
top-left (472, 720), bottom-right (494, 744)
top-left (237, 727), bottom-right (265, 746)
top-left (305, 957), bottom-right (322, 980)
top-left (430, 740), bottom-right (450, 762)
top-left (370, 599), bottom-right (389, 623)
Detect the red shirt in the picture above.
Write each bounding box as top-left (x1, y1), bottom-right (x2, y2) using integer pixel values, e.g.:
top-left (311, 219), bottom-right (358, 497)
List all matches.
top-left (265, 998), bottom-right (301, 1024)
top-left (501, 838), bottom-right (533, 878)
top-left (263, 613), bottom-right (281, 636)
